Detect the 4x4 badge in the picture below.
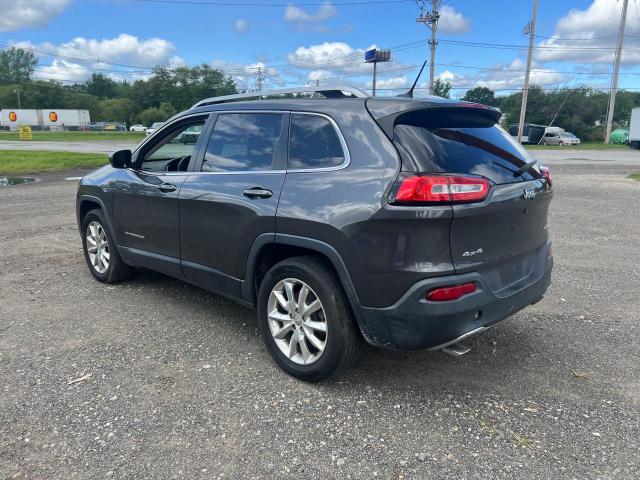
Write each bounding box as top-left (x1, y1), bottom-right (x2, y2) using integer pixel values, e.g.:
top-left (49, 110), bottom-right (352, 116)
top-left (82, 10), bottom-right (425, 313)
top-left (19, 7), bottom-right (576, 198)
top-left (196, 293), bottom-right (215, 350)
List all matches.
top-left (523, 188), bottom-right (537, 200)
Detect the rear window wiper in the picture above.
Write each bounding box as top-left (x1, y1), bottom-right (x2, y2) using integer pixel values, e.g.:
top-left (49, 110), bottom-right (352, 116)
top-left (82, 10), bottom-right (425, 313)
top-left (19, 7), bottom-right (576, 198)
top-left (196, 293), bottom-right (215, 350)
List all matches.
top-left (514, 159), bottom-right (538, 177)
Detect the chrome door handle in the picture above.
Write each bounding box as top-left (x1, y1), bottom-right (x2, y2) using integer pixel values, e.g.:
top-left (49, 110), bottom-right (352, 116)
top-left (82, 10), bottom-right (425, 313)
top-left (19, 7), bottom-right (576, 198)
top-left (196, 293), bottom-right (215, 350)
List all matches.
top-left (157, 183), bottom-right (177, 193)
top-left (242, 188), bottom-right (273, 199)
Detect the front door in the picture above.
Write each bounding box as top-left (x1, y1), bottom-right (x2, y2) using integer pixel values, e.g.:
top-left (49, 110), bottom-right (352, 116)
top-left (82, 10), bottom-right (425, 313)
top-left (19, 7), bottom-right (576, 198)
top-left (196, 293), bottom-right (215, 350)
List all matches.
top-left (179, 111), bottom-right (288, 299)
top-left (112, 115), bottom-right (209, 277)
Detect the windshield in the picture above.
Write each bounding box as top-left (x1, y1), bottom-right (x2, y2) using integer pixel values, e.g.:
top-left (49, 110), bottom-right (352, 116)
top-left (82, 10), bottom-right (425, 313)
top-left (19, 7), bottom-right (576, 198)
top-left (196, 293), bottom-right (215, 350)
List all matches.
top-left (151, 122), bottom-right (163, 128)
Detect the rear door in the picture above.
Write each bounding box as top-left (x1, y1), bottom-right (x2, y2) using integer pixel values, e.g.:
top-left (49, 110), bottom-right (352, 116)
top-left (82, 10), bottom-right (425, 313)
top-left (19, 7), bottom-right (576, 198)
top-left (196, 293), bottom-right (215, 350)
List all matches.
top-left (178, 111), bottom-right (288, 299)
top-left (390, 109), bottom-right (552, 281)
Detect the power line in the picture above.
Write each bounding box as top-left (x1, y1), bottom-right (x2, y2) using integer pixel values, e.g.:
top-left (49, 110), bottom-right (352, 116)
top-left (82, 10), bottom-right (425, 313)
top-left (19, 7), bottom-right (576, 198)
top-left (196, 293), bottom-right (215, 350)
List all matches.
top-left (134, 0), bottom-right (412, 5)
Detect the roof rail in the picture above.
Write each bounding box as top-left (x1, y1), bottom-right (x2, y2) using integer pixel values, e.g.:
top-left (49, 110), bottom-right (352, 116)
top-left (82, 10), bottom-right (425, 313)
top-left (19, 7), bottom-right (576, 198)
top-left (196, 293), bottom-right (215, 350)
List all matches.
top-left (191, 85), bottom-right (369, 109)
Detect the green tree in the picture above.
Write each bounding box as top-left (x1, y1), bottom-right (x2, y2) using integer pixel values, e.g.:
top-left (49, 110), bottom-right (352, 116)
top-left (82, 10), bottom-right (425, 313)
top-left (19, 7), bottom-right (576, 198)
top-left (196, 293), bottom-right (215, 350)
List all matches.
top-left (137, 102), bottom-right (176, 126)
top-left (432, 79), bottom-right (452, 99)
top-left (84, 73), bottom-right (120, 99)
top-left (0, 47), bottom-right (37, 83)
top-left (462, 86), bottom-right (497, 106)
top-left (96, 98), bottom-right (136, 123)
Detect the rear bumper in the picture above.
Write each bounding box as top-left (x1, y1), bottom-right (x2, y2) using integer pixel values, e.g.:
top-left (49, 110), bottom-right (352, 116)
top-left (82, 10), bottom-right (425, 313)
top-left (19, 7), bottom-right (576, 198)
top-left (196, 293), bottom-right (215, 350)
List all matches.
top-left (359, 242), bottom-right (553, 350)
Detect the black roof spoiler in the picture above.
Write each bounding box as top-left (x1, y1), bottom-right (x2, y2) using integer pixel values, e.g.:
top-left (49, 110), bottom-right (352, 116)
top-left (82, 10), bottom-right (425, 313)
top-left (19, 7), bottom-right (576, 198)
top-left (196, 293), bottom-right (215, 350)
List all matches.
top-left (366, 99), bottom-right (502, 139)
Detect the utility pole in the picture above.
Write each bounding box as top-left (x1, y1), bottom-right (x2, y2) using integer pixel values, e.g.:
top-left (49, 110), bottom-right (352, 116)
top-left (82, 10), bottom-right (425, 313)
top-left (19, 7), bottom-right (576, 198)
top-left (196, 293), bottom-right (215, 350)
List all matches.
top-left (604, 0), bottom-right (629, 144)
top-left (517, 0), bottom-right (539, 144)
top-left (13, 89), bottom-right (21, 109)
top-left (255, 67), bottom-right (264, 91)
top-left (416, 0), bottom-right (440, 95)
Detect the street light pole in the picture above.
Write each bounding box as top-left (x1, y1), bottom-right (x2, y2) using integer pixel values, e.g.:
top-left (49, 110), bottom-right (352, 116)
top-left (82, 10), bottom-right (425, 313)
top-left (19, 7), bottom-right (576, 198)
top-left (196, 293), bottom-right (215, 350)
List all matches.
top-left (14, 89), bottom-right (21, 109)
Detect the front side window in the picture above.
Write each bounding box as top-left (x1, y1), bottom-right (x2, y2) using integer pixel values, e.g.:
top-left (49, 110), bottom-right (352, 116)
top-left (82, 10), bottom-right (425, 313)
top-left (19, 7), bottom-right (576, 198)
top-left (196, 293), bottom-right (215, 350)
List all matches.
top-left (140, 120), bottom-right (205, 172)
top-left (202, 113), bottom-right (283, 172)
top-left (289, 114), bottom-right (345, 170)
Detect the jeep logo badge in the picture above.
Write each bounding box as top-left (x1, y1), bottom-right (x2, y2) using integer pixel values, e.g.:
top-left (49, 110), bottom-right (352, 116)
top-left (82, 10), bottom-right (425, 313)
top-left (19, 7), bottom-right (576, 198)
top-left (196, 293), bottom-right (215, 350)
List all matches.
top-left (523, 188), bottom-right (537, 200)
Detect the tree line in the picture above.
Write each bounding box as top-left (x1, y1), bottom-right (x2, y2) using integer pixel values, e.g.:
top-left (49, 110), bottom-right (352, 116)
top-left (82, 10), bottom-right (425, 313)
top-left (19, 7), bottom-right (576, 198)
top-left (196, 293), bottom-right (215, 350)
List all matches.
top-left (436, 80), bottom-right (640, 141)
top-left (0, 48), bottom-right (236, 126)
top-left (1, 47), bottom-right (639, 139)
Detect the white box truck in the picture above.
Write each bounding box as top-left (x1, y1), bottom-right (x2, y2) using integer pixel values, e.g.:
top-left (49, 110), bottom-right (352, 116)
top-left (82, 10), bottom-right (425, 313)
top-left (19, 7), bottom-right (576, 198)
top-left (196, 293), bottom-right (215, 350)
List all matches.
top-left (630, 107), bottom-right (640, 149)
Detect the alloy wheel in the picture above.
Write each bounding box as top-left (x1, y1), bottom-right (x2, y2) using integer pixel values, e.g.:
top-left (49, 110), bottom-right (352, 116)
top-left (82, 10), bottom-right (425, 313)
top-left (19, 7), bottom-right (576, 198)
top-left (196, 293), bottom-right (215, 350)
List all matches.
top-left (86, 221), bottom-right (110, 274)
top-left (267, 278), bottom-right (328, 365)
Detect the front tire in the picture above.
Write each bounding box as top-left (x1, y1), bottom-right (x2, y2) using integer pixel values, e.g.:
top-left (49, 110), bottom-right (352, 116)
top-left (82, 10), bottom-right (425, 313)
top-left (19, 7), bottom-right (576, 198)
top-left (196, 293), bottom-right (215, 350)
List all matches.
top-left (81, 209), bottom-right (134, 283)
top-left (257, 256), bottom-right (361, 382)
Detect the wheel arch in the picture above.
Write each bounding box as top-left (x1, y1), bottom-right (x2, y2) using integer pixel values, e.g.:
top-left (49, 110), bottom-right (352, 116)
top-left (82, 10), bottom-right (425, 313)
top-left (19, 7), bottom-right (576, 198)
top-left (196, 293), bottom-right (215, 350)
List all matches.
top-left (243, 233), bottom-right (374, 342)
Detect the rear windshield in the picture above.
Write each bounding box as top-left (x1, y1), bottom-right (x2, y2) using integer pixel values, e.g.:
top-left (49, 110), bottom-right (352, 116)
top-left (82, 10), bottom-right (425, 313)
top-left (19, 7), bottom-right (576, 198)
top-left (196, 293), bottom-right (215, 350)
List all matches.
top-left (393, 112), bottom-right (541, 184)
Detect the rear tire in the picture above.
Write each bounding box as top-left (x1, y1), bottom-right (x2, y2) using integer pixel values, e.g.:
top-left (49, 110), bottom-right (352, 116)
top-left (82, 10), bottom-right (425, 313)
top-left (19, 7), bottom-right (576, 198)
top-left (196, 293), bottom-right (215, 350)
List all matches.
top-left (81, 209), bottom-right (134, 283)
top-left (542, 140), bottom-right (548, 146)
top-left (257, 256), bottom-right (362, 382)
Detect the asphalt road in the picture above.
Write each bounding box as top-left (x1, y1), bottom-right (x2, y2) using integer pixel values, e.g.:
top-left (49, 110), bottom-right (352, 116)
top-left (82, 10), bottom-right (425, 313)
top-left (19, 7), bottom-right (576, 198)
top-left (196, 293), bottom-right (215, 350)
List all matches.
top-left (1, 138), bottom-right (639, 166)
top-left (1, 164), bottom-right (639, 479)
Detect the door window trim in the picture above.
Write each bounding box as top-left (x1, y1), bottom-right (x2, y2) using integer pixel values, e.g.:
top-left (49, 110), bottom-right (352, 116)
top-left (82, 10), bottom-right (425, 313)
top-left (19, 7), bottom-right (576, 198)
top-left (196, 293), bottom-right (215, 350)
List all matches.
top-left (287, 112), bottom-right (351, 173)
top-left (193, 110), bottom-right (290, 175)
top-left (130, 113), bottom-right (212, 176)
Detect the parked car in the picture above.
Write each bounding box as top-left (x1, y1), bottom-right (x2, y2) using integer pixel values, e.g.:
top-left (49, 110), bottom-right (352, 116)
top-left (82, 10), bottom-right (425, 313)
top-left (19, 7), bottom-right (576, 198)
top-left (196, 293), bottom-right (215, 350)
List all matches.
top-left (130, 124), bottom-right (146, 132)
top-left (541, 131), bottom-right (580, 146)
top-left (174, 124), bottom-right (202, 144)
top-left (146, 122), bottom-right (164, 136)
top-left (76, 86), bottom-right (553, 381)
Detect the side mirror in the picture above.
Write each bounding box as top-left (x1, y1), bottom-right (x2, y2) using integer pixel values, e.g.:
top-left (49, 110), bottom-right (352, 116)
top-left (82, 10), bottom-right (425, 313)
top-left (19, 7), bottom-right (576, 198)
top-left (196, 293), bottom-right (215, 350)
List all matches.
top-left (109, 149), bottom-right (132, 169)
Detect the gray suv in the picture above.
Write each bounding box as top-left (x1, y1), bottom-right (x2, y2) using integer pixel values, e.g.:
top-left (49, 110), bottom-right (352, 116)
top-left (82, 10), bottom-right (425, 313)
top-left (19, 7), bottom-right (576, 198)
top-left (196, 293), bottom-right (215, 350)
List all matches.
top-left (76, 86), bottom-right (553, 381)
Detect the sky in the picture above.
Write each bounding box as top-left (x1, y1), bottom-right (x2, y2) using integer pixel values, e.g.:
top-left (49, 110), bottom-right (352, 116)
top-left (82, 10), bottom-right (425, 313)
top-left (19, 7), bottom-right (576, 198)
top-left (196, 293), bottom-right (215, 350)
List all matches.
top-left (1, 0), bottom-right (640, 97)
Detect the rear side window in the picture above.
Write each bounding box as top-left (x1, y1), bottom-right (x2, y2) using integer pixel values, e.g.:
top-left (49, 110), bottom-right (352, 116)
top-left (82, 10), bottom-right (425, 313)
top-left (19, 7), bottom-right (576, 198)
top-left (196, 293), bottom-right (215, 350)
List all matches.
top-left (202, 113), bottom-right (283, 172)
top-left (393, 113), bottom-right (541, 184)
top-left (289, 114), bottom-right (345, 170)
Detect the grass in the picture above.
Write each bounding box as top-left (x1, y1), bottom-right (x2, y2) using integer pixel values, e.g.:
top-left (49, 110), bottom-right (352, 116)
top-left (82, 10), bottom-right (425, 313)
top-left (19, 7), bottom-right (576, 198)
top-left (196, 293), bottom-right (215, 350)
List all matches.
top-left (0, 150), bottom-right (108, 174)
top-left (512, 433), bottom-right (536, 450)
top-left (0, 130), bottom-right (145, 142)
top-left (628, 173), bottom-right (640, 181)
top-left (525, 142), bottom-right (628, 150)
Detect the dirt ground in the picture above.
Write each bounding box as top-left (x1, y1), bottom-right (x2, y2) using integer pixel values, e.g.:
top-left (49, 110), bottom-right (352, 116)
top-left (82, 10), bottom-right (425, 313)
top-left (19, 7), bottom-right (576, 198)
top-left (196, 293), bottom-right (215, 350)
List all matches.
top-left (1, 164), bottom-right (639, 479)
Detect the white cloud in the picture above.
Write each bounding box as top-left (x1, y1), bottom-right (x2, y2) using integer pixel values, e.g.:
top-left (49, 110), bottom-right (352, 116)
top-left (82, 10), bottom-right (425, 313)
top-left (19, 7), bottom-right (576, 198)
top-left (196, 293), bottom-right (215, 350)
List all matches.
top-left (438, 5), bottom-right (471, 34)
top-left (17, 34), bottom-right (179, 83)
top-left (284, 2), bottom-right (337, 31)
top-left (535, 0), bottom-right (640, 65)
top-left (0, 0), bottom-right (69, 32)
top-left (288, 42), bottom-right (371, 76)
top-left (53, 34), bottom-right (177, 67)
top-left (442, 59), bottom-right (569, 92)
top-left (211, 60), bottom-right (282, 90)
top-left (284, 2), bottom-right (337, 23)
top-left (368, 76), bottom-right (407, 90)
top-left (235, 19), bottom-right (247, 33)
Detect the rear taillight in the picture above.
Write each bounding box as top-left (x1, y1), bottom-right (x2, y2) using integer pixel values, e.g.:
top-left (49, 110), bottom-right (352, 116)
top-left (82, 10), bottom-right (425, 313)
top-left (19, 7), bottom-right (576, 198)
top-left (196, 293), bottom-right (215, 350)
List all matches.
top-left (426, 282), bottom-right (477, 301)
top-left (394, 175), bottom-right (490, 204)
top-left (540, 165), bottom-right (552, 187)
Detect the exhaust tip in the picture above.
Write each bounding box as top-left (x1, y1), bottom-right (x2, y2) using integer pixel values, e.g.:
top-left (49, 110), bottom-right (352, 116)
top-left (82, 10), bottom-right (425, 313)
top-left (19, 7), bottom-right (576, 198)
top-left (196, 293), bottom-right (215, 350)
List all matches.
top-left (442, 342), bottom-right (471, 357)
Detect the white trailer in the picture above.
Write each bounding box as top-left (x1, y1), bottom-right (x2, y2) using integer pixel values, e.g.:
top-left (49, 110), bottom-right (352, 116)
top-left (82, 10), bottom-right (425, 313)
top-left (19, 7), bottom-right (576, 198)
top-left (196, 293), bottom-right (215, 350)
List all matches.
top-left (0, 109), bottom-right (91, 130)
top-left (630, 107), bottom-right (640, 149)
top-left (42, 109), bottom-right (91, 128)
top-left (0, 109), bottom-right (39, 129)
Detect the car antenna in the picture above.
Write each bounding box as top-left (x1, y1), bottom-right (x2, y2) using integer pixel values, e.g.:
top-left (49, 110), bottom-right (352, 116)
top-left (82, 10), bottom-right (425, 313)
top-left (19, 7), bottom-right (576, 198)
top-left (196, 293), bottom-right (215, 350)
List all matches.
top-left (397, 61), bottom-right (427, 98)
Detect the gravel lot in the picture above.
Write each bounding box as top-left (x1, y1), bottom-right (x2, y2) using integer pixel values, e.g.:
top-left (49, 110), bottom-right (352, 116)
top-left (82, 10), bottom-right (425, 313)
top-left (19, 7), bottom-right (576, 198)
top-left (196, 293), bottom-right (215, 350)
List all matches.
top-left (1, 162), bottom-right (639, 479)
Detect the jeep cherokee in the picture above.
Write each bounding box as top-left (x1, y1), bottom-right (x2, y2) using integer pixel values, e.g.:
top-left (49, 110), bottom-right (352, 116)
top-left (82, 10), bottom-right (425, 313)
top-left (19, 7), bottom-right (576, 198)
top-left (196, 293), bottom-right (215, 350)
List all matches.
top-left (76, 85), bottom-right (553, 382)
